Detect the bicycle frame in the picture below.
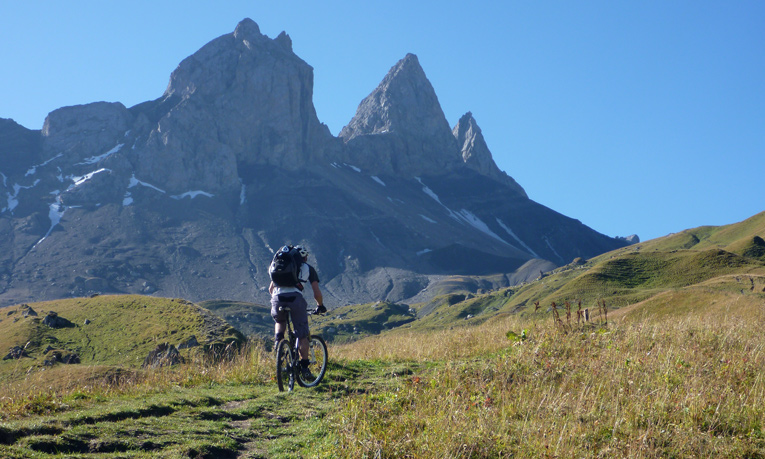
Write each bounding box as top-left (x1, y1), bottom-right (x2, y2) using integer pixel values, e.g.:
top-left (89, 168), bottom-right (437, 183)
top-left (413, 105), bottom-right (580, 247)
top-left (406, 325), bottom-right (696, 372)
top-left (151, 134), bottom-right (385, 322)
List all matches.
top-left (275, 306), bottom-right (328, 392)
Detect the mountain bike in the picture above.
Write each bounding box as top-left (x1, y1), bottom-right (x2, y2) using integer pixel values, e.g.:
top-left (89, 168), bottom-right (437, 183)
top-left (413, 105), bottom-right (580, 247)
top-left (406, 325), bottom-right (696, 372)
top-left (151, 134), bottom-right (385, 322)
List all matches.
top-left (275, 306), bottom-right (328, 392)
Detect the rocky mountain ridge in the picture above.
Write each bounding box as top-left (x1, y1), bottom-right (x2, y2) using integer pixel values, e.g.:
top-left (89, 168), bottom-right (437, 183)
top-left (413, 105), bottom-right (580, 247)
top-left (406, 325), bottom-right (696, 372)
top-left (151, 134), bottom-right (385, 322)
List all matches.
top-left (0, 18), bottom-right (628, 308)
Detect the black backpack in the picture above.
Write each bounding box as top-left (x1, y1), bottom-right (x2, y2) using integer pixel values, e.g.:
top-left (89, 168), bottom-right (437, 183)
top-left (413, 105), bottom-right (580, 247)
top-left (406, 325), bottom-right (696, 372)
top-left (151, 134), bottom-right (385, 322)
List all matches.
top-left (269, 245), bottom-right (303, 289)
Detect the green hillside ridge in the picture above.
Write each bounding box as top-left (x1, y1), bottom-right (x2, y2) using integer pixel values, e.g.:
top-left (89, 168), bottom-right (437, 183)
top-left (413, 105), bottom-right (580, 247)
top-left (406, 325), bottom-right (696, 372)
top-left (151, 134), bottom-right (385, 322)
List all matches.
top-left (445, 211), bottom-right (765, 321)
top-left (351, 210), bottom-right (765, 335)
top-left (614, 273), bottom-right (765, 321)
top-left (309, 301), bottom-right (416, 344)
top-left (0, 295), bottom-right (244, 385)
top-left (197, 300), bottom-right (273, 338)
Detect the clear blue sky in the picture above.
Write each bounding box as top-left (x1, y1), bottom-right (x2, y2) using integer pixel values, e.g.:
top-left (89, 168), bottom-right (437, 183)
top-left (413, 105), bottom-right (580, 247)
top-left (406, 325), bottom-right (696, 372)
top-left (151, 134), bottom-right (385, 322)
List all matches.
top-left (1, 1), bottom-right (763, 242)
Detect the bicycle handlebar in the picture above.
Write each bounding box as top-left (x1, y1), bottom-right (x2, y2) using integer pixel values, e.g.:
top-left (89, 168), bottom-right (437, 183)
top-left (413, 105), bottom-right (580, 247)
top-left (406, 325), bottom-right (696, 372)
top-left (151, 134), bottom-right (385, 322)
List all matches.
top-left (278, 306), bottom-right (326, 315)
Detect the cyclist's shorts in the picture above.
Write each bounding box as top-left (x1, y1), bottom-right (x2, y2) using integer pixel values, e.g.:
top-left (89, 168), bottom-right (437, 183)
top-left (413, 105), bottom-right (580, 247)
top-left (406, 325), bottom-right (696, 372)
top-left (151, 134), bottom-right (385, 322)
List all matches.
top-left (270, 293), bottom-right (310, 338)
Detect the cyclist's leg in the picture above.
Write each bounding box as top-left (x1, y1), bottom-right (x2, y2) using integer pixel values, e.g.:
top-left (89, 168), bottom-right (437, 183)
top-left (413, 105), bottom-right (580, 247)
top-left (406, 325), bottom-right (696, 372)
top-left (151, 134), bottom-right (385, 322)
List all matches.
top-left (270, 295), bottom-right (288, 343)
top-left (290, 295), bottom-right (311, 360)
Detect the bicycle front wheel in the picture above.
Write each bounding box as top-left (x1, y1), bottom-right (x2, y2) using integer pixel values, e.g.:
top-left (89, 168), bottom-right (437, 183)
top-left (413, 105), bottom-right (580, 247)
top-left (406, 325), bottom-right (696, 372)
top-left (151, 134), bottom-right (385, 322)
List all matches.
top-left (297, 335), bottom-right (328, 388)
top-left (275, 339), bottom-right (295, 392)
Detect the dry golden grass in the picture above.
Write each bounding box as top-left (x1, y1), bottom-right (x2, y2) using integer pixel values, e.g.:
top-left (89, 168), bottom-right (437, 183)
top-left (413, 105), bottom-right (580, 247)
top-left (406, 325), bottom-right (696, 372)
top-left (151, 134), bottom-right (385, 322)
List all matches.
top-left (327, 292), bottom-right (765, 458)
top-left (331, 314), bottom-right (524, 362)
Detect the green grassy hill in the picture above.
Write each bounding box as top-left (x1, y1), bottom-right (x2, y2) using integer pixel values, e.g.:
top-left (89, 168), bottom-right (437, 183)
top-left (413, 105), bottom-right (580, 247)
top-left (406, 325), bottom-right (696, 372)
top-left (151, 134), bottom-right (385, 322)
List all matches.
top-left (310, 301), bottom-right (416, 343)
top-left (197, 299), bottom-right (273, 339)
top-left (0, 295), bottom-right (244, 387)
top-left (331, 210), bottom-right (764, 335)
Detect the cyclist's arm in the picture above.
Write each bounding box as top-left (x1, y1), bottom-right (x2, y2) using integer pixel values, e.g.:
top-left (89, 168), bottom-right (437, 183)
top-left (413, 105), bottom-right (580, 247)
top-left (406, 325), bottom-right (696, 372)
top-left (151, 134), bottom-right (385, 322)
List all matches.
top-left (311, 281), bottom-right (323, 306)
top-left (307, 265), bottom-right (322, 306)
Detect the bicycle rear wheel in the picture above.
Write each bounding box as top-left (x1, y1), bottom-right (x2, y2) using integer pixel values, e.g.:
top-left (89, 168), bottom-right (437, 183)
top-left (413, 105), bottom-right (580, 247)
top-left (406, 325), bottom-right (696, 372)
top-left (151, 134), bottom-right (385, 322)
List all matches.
top-left (296, 335), bottom-right (328, 388)
top-left (275, 339), bottom-right (295, 392)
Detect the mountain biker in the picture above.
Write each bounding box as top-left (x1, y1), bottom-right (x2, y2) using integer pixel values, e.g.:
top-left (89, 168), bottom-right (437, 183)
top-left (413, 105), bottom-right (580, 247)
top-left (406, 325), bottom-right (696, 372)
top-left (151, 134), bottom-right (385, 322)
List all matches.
top-left (269, 245), bottom-right (325, 380)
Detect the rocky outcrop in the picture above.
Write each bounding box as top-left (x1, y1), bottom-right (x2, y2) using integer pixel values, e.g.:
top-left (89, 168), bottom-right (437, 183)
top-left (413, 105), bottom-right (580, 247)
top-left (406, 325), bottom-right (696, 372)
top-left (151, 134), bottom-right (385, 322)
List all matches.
top-left (453, 112), bottom-right (527, 197)
top-left (42, 102), bottom-right (133, 164)
top-left (2, 346), bottom-right (28, 360)
top-left (617, 235), bottom-right (641, 244)
top-left (133, 18), bottom-right (337, 195)
top-left (142, 343), bottom-right (184, 369)
top-left (44, 349), bottom-right (81, 365)
top-left (340, 54), bottom-right (462, 175)
top-left (42, 311), bottom-right (74, 328)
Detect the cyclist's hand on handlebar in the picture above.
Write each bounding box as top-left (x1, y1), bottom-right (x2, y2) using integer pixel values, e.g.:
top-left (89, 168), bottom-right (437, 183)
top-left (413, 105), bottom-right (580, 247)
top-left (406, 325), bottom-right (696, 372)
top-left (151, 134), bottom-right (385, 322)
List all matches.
top-left (315, 304), bottom-right (327, 314)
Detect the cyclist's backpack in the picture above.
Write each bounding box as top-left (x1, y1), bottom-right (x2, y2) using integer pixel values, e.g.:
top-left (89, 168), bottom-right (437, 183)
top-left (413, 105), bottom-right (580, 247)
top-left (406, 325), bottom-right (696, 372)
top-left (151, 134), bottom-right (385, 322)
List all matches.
top-left (269, 245), bottom-right (303, 288)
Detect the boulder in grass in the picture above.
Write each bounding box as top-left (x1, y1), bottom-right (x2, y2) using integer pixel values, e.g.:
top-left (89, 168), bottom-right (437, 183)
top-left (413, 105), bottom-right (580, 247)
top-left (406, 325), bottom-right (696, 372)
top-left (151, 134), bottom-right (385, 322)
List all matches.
top-left (142, 343), bottom-right (184, 369)
top-left (3, 346), bottom-right (27, 360)
top-left (178, 335), bottom-right (199, 349)
top-left (42, 311), bottom-right (74, 328)
top-left (48, 350), bottom-right (81, 364)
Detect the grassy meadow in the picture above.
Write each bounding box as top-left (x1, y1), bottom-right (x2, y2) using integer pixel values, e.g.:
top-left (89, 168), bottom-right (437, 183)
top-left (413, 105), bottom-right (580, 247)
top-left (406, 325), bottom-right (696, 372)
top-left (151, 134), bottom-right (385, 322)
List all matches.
top-left (0, 212), bottom-right (764, 457)
top-left (1, 283), bottom-right (764, 458)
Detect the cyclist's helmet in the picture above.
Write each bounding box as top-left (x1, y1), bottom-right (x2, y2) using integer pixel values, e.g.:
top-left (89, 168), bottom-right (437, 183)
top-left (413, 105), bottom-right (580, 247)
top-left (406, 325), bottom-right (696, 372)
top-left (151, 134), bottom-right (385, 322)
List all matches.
top-left (295, 245), bottom-right (309, 259)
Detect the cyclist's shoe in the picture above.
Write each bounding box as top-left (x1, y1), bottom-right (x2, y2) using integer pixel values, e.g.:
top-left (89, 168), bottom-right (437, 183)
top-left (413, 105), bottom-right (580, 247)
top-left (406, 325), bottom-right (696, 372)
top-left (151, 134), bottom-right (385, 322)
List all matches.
top-left (300, 365), bottom-right (315, 382)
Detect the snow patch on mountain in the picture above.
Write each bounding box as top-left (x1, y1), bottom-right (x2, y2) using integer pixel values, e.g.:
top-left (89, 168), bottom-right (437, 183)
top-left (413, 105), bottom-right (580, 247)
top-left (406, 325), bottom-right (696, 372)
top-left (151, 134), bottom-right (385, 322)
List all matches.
top-left (415, 177), bottom-right (460, 221)
top-left (239, 179), bottom-right (246, 205)
top-left (171, 191), bottom-right (215, 200)
top-left (44, 202), bottom-right (65, 237)
top-left (457, 209), bottom-right (510, 246)
top-left (543, 236), bottom-right (564, 263)
top-left (420, 214), bottom-right (437, 223)
top-left (77, 143), bottom-right (124, 165)
top-left (496, 218), bottom-right (539, 257)
top-left (2, 180), bottom-right (41, 214)
top-left (33, 194), bottom-right (67, 249)
top-left (415, 177), bottom-right (512, 246)
top-left (415, 177), bottom-right (442, 204)
top-left (25, 153), bottom-right (63, 177)
top-left (370, 230), bottom-right (384, 247)
top-left (371, 176), bottom-right (386, 186)
top-left (128, 174), bottom-right (166, 193)
top-left (68, 168), bottom-right (111, 190)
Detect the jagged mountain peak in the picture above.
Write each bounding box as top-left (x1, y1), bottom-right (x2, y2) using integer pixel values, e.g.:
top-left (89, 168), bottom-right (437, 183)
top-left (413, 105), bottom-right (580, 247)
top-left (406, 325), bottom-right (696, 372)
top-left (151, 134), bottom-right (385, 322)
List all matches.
top-left (233, 18), bottom-right (261, 39)
top-left (340, 53), bottom-right (447, 137)
top-left (232, 18), bottom-right (292, 51)
top-left (385, 53), bottom-right (425, 81)
top-left (339, 53), bottom-right (462, 175)
top-left (453, 112), bottom-right (527, 198)
top-left (274, 31), bottom-right (293, 51)
top-left (0, 19), bottom-right (629, 309)
top-left (165, 19), bottom-right (305, 101)
top-left (130, 19), bottom-right (334, 194)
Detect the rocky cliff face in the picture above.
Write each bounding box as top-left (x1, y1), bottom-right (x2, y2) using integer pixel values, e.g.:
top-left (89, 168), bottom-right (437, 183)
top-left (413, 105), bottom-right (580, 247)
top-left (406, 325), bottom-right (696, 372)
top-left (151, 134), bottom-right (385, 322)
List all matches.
top-left (133, 19), bottom-right (338, 195)
top-left (453, 112), bottom-right (527, 197)
top-left (0, 19), bottom-right (627, 308)
top-left (340, 54), bottom-right (462, 175)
